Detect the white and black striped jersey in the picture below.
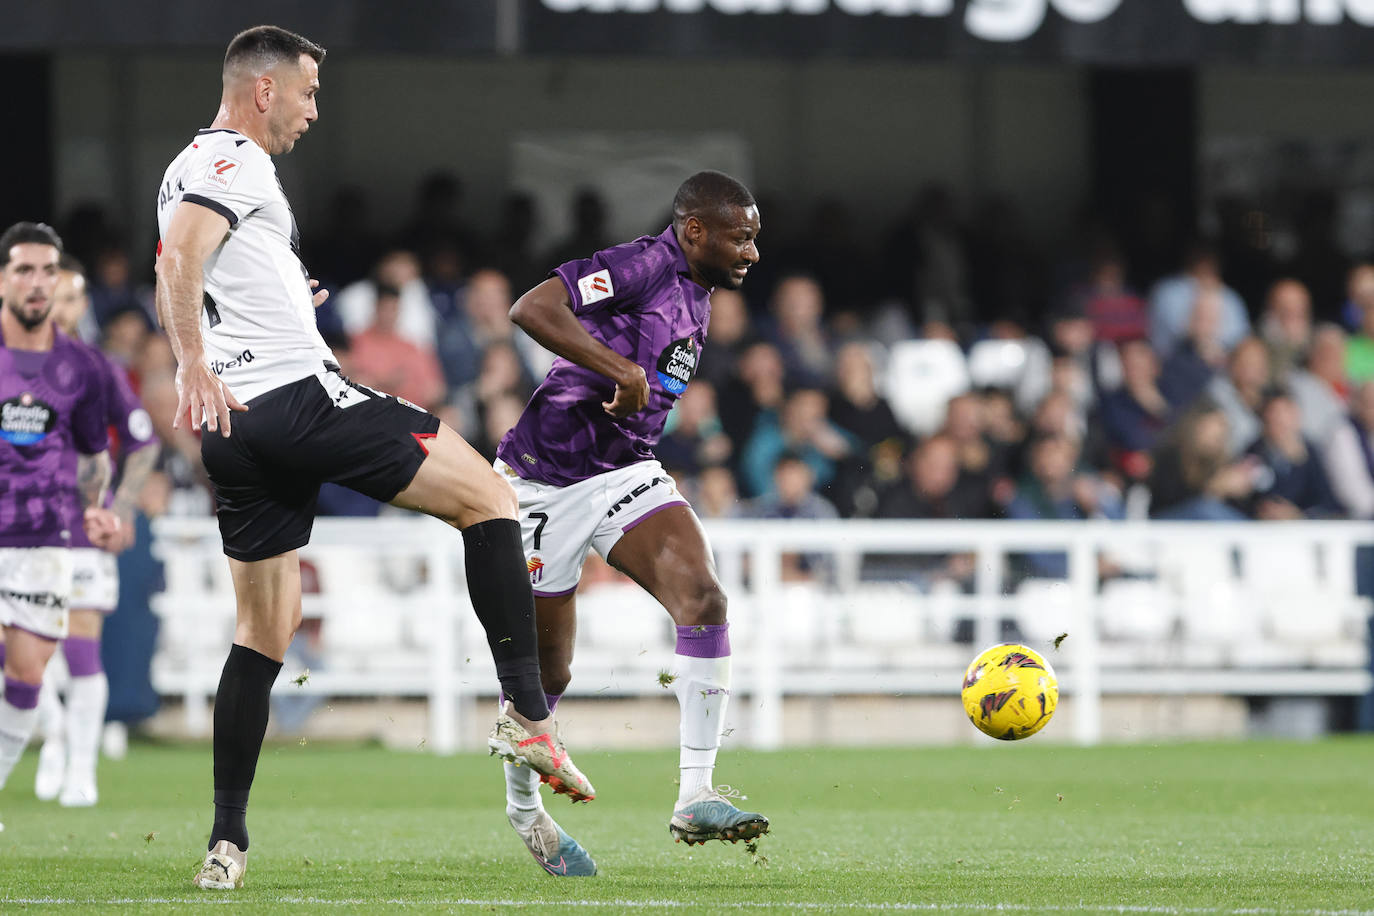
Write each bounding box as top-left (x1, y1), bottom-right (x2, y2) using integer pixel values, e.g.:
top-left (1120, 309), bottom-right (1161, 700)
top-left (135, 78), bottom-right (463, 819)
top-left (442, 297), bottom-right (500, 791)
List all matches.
top-left (155, 128), bottom-right (335, 403)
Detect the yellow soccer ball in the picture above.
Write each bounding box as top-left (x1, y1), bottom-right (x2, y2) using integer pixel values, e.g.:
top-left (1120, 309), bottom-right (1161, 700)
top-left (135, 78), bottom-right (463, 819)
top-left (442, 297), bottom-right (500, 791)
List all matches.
top-left (960, 643), bottom-right (1058, 740)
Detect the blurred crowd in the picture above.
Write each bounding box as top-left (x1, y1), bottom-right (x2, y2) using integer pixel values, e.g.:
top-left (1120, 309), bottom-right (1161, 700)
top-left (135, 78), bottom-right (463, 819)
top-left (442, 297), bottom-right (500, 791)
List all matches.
top-left (51, 173), bottom-right (1374, 590)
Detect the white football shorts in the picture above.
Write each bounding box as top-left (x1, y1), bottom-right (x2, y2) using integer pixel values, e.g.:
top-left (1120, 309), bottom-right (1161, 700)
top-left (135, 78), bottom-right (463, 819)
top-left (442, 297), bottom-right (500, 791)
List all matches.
top-left (71, 547), bottom-right (119, 612)
top-left (495, 458), bottom-right (689, 597)
top-left (0, 547), bottom-right (74, 640)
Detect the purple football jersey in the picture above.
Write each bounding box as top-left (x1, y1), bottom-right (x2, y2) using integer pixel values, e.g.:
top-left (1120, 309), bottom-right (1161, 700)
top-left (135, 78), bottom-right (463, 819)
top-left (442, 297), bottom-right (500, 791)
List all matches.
top-left (68, 347), bottom-right (158, 550)
top-left (0, 329), bottom-right (110, 547)
top-left (498, 226), bottom-right (711, 486)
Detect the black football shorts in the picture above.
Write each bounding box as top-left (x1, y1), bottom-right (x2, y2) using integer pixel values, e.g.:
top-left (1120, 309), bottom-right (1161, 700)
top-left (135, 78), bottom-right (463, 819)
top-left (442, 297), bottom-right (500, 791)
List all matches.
top-left (200, 367), bottom-right (440, 561)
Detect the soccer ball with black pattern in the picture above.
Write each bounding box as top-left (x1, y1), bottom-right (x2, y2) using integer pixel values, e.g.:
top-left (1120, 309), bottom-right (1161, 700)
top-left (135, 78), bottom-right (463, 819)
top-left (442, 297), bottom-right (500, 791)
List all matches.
top-left (960, 643), bottom-right (1058, 740)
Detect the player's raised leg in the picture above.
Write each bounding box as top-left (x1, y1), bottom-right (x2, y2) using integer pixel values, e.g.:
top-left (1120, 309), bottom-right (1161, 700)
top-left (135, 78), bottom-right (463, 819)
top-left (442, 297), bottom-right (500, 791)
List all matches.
top-left (606, 505), bottom-right (768, 845)
top-left (390, 423), bottom-right (594, 802)
top-left (499, 593), bottom-right (595, 875)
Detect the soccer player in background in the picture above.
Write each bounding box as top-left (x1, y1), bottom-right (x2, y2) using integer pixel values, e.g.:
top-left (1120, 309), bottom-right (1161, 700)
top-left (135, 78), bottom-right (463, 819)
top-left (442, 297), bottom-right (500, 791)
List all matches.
top-left (495, 170), bottom-right (769, 876)
top-left (0, 222), bottom-right (122, 830)
top-left (30, 259), bottom-right (160, 807)
top-left (154, 26), bottom-right (593, 890)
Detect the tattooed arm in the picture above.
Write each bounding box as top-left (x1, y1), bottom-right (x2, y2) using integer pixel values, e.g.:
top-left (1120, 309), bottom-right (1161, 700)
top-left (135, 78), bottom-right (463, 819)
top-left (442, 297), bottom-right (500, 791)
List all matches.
top-left (107, 444), bottom-right (161, 551)
top-left (76, 450), bottom-right (112, 511)
top-left (77, 451), bottom-right (122, 551)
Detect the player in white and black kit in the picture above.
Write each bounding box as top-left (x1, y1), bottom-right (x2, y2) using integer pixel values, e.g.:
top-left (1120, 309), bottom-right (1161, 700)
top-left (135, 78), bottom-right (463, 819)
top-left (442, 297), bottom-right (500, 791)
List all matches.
top-left (154, 26), bottom-right (593, 891)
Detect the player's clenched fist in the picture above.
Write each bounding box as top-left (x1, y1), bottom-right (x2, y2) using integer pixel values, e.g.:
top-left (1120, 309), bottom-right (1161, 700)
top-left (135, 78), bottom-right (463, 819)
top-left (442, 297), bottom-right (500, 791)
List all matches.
top-left (603, 364), bottom-right (649, 418)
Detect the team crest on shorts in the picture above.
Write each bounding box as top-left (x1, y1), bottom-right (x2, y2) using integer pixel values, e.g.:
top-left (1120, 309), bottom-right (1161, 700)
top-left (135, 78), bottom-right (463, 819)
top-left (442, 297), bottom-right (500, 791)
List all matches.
top-left (527, 555), bottom-right (545, 585)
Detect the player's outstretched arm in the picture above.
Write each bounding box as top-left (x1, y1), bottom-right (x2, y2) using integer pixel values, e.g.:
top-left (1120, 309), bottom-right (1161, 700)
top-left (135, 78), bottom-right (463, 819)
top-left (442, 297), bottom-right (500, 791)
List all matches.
top-left (510, 277), bottom-right (649, 417)
top-left (155, 201), bottom-right (247, 437)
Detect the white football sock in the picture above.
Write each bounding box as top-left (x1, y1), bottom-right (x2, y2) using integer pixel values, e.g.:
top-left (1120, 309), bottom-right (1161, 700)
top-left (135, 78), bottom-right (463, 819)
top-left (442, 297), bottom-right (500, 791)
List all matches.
top-left (63, 672), bottom-right (108, 790)
top-left (672, 653), bottom-right (731, 807)
top-left (0, 698), bottom-right (40, 791)
top-left (36, 677), bottom-right (63, 745)
top-left (504, 760), bottom-right (544, 829)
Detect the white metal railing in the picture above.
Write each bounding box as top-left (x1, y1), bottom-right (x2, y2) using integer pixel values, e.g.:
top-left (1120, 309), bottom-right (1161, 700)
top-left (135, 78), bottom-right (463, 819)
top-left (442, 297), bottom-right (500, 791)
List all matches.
top-left (150, 516), bottom-right (1374, 752)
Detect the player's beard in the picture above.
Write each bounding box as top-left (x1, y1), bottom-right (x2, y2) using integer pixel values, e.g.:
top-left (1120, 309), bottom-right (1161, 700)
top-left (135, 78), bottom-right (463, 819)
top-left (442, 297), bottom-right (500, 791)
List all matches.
top-left (6, 299), bottom-right (52, 331)
top-left (699, 262), bottom-right (747, 291)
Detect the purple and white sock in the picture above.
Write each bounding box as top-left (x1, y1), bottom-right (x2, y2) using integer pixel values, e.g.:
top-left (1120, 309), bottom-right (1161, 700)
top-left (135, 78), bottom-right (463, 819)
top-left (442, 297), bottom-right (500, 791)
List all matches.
top-left (673, 623), bottom-right (732, 807)
top-left (62, 637), bottom-right (109, 790)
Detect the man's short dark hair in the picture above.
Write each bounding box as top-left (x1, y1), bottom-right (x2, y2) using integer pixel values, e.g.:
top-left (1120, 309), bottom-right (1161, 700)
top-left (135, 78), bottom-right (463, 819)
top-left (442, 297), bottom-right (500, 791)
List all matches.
top-left (0, 222), bottom-right (63, 266)
top-left (59, 253), bottom-right (86, 278)
top-left (672, 170), bottom-right (756, 228)
top-left (224, 25), bottom-right (325, 79)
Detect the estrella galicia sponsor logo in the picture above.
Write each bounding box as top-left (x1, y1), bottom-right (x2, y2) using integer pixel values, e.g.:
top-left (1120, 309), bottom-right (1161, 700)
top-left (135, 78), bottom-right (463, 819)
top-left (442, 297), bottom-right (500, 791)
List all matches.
top-left (0, 393), bottom-right (57, 445)
top-left (210, 348), bottom-right (254, 375)
top-left (656, 336), bottom-right (698, 396)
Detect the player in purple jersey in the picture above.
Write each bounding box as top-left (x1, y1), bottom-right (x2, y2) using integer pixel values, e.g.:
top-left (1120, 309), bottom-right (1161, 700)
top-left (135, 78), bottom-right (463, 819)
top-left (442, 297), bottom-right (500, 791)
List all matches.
top-left (494, 171), bottom-right (767, 874)
top-left (30, 258), bottom-right (160, 807)
top-left (157, 27), bottom-right (591, 891)
top-left (0, 223), bottom-right (121, 830)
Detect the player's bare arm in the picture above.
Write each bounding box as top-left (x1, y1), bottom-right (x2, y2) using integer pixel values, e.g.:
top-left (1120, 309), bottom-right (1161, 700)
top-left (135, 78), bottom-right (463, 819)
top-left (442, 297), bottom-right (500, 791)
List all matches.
top-left (155, 200), bottom-right (247, 436)
top-left (76, 451), bottom-right (120, 549)
top-left (106, 443), bottom-right (161, 552)
top-left (510, 277), bottom-right (649, 418)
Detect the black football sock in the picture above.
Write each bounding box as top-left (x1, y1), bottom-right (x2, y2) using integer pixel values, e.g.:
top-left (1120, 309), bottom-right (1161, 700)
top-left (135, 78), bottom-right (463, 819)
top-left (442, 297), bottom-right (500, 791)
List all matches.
top-left (461, 518), bottom-right (550, 722)
top-left (209, 643), bottom-right (282, 851)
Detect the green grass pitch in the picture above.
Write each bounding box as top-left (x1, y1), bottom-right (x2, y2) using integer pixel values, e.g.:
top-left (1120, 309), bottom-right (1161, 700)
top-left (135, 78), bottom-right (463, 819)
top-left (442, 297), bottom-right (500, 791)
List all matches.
top-left (1, 738), bottom-right (1372, 913)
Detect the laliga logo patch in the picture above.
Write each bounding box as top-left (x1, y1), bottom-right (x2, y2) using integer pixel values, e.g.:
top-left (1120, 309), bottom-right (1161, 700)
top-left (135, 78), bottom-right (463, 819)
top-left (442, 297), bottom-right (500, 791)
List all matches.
top-left (206, 156), bottom-right (241, 190)
top-left (655, 336), bottom-right (698, 396)
top-left (577, 269), bottom-right (614, 306)
top-left (0, 393), bottom-right (57, 446)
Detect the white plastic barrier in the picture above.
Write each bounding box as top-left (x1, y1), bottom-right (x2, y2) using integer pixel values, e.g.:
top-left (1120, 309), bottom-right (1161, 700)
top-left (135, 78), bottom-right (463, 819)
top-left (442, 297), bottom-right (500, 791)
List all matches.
top-left (151, 517), bottom-right (1374, 752)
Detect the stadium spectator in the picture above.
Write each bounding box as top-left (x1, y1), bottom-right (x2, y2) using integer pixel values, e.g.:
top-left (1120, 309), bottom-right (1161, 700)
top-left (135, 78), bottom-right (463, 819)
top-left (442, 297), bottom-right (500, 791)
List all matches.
top-left (87, 243), bottom-right (155, 329)
top-left (1289, 323), bottom-right (1350, 442)
top-left (1243, 390), bottom-right (1339, 520)
top-left (717, 339), bottom-right (786, 452)
top-left (1099, 338), bottom-right (1172, 483)
top-left (1259, 278), bottom-right (1313, 384)
top-left (100, 306), bottom-right (153, 371)
top-left (1147, 399), bottom-right (1254, 521)
top-left (1205, 336), bottom-right (1270, 458)
top-left (657, 380), bottom-right (732, 475)
top-left (739, 387), bottom-right (851, 499)
top-left (347, 282), bottom-right (447, 411)
top-left (1344, 263), bottom-right (1374, 383)
top-left (1148, 243), bottom-right (1250, 359)
top-left (1323, 379), bottom-right (1374, 519)
top-left (1159, 286), bottom-right (1229, 410)
top-left (691, 465), bottom-right (742, 521)
top-left (1004, 433), bottom-right (1124, 578)
top-left (743, 452), bottom-right (839, 581)
top-left (1072, 243), bottom-right (1148, 344)
top-left (881, 183), bottom-right (971, 331)
top-left (938, 392), bottom-right (1006, 519)
top-left (827, 341), bottom-right (902, 451)
top-left (871, 434), bottom-right (979, 589)
top-left (696, 287), bottom-right (749, 389)
top-left (334, 250), bottom-right (437, 348)
top-left (766, 273), bottom-right (833, 386)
